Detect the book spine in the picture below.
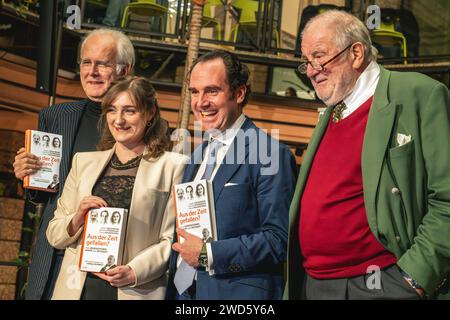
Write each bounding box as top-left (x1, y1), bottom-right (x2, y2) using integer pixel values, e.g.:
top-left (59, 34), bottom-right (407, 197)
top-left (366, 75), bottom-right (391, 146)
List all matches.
top-left (173, 185), bottom-right (181, 243)
top-left (78, 212), bottom-right (90, 271)
top-left (23, 130), bottom-right (31, 188)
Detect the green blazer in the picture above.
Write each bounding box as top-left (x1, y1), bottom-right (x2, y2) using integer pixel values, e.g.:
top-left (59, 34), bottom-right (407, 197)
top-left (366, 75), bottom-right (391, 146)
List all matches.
top-left (284, 66), bottom-right (450, 299)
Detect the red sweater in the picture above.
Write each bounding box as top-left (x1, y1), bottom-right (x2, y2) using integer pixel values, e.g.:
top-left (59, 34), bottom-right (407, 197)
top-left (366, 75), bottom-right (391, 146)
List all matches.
top-left (299, 97), bottom-right (396, 279)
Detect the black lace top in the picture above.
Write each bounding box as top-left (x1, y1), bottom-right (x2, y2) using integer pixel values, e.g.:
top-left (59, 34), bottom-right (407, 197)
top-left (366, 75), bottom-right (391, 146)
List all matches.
top-left (80, 153), bottom-right (142, 300)
top-left (91, 154), bottom-right (142, 209)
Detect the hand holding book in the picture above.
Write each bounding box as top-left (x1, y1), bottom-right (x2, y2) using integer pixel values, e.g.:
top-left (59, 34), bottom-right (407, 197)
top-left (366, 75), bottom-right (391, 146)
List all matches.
top-left (69, 196), bottom-right (108, 236)
top-left (172, 228), bottom-right (204, 267)
top-left (13, 147), bottom-right (42, 180)
top-left (92, 265), bottom-right (137, 287)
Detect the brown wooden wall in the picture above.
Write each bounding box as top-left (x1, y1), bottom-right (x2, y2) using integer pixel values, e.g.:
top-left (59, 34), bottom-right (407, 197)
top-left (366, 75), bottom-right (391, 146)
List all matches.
top-left (0, 52), bottom-right (319, 164)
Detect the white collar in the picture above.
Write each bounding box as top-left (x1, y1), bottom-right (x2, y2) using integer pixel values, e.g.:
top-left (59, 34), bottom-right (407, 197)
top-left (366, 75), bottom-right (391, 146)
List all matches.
top-left (342, 61), bottom-right (380, 117)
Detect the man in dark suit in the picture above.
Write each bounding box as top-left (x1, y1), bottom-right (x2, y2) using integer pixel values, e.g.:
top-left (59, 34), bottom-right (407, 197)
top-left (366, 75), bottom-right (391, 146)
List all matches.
top-left (166, 50), bottom-right (297, 300)
top-left (13, 28), bottom-right (134, 300)
top-left (284, 10), bottom-right (450, 300)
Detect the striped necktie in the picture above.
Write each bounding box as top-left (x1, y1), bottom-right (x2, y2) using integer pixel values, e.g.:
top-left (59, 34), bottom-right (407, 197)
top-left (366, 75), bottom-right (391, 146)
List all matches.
top-left (202, 139), bottom-right (222, 180)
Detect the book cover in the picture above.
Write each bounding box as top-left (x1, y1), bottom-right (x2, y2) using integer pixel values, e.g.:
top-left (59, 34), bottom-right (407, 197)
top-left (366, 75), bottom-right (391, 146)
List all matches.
top-left (173, 179), bottom-right (217, 243)
top-left (23, 129), bottom-right (62, 193)
top-left (79, 207), bottom-right (128, 273)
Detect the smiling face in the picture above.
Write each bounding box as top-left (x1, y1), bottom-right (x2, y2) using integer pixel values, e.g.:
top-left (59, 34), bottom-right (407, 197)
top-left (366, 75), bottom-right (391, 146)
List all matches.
top-left (189, 59), bottom-right (245, 132)
top-left (112, 212), bottom-right (120, 223)
top-left (80, 35), bottom-right (120, 102)
top-left (52, 137), bottom-right (61, 148)
top-left (106, 91), bottom-right (149, 150)
top-left (186, 186), bottom-right (193, 197)
top-left (301, 24), bottom-right (360, 107)
top-left (42, 135), bottom-right (50, 146)
top-left (196, 184), bottom-right (205, 196)
top-left (100, 211), bottom-right (108, 222)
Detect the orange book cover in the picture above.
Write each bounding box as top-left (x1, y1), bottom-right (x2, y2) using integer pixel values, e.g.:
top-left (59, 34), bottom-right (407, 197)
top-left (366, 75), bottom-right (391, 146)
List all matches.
top-left (78, 207), bottom-right (128, 272)
top-left (23, 129), bottom-right (62, 193)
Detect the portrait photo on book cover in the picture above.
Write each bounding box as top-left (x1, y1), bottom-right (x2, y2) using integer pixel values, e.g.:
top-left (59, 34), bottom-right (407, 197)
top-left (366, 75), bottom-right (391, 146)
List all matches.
top-left (89, 210), bottom-right (99, 224)
top-left (32, 133), bottom-right (41, 147)
top-left (202, 228), bottom-right (212, 243)
top-left (42, 134), bottom-right (50, 147)
top-left (100, 255), bottom-right (117, 272)
top-left (176, 187), bottom-right (185, 201)
top-left (52, 136), bottom-right (62, 149)
top-left (110, 211), bottom-right (121, 224)
top-left (100, 210), bottom-right (109, 224)
top-left (195, 183), bottom-right (205, 198)
top-left (46, 173), bottom-right (59, 191)
top-left (185, 184), bottom-right (194, 200)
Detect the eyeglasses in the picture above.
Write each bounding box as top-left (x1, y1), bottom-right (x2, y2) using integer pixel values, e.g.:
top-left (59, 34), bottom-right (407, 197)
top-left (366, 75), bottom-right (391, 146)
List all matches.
top-left (78, 59), bottom-right (121, 72)
top-left (297, 44), bottom-right (353, 74)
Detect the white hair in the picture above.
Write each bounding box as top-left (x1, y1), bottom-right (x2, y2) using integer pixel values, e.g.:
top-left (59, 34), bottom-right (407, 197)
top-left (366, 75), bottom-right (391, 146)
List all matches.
top-left (80, 28), bottom-right (135, 74)
top-left (302, 10), bottom-right (378, 63)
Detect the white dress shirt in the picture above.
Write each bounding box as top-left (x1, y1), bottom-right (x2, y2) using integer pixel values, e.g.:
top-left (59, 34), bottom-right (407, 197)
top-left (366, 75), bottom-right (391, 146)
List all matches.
top-left (177, 114), bottom-right (247, 275)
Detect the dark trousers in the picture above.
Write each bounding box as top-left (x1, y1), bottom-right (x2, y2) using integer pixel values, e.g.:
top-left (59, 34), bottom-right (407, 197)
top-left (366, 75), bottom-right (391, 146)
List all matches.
top-left (41, 251), bottom-right (64, 300)
top-left (305, 264), bottom-right (421, 300)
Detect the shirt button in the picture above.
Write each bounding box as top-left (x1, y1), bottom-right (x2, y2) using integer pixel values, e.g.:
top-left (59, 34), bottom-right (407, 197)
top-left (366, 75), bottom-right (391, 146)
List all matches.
top-left (392, 187), bottom-right (401, 195)
top-left (395, 235), bottom-right (401, 242)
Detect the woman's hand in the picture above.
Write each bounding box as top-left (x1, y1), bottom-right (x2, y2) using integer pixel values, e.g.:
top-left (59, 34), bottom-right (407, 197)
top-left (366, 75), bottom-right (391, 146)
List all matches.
top-left (68, 196), bottom-right (108, 236)
top-left (93, 265), bottom-right (137, 287)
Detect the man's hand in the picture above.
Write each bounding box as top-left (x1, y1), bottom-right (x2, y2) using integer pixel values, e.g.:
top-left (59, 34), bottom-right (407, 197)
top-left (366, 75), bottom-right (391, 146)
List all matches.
top-left (13, 147), bottom-right (41, 180)
top-left (93, 265), bottom-right (136, 287)
top-left (172, 228), bottom-right (203, 267)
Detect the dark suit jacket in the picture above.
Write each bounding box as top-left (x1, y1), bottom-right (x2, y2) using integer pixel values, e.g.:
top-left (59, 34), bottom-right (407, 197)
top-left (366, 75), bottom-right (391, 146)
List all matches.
top-left (284, 67), bottom-right (450, 299)
top-left (167, 118), bottom-right (297, 300)
top-left (25, 100), bottom-right (89, 300)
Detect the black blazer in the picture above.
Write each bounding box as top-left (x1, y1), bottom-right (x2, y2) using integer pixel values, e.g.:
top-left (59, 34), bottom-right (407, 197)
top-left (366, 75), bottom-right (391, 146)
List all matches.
top-left (25, 100), bottom-right (89, 300)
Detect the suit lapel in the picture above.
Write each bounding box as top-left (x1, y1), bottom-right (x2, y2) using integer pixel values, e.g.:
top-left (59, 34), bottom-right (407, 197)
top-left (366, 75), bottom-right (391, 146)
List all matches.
top-left (58, 101), bottom-right (86, 194)
top-left (362, 67), bottom-right (397, 234)
top-left (289, 106), bottom-right (333, 226)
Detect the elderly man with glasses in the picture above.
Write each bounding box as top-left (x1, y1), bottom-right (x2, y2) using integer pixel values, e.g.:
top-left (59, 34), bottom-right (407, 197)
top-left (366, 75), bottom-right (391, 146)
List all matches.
top-left (284, 10), bottom-right (450, 300)
top-left (13, 28), bottom-right (134, 300)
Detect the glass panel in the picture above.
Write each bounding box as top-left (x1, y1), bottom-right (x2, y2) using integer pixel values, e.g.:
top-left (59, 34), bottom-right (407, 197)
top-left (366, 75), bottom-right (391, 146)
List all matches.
top-left (269, 66), bottom-right (316, 100)
top-left (133, 49), bottom-right (186, 84)
top-left (402, 0), bottom-right (450, 56)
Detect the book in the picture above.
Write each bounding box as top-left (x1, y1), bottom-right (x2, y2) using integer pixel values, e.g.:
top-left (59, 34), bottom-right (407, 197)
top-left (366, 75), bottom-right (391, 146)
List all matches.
top-left (79, 207), bottom-right (128, 273)
top-left (23, 129), bottom-right (63, 193)
top-left (173, 179), bottom-right (217, 243)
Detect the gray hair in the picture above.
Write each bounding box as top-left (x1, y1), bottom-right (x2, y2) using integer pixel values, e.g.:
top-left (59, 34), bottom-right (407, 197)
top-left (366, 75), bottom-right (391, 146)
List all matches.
top-left (302, 10), bottom-right (378, 63)
top-left (80, 28), bottom-right (135, 74)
